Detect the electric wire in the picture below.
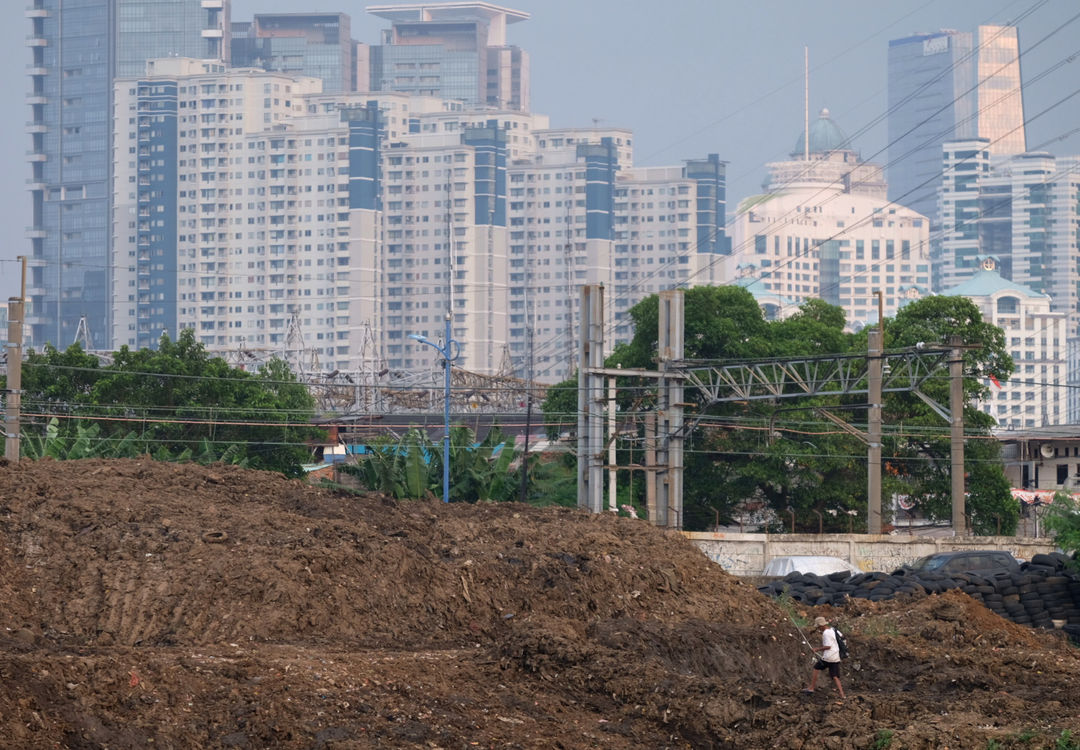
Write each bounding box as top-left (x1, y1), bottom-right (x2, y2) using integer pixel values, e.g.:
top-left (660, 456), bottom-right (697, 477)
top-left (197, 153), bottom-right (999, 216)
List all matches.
top-left (523, 5), bottom-right (1074, 379)
top-left (10, 4), bottom-right (1080, 458)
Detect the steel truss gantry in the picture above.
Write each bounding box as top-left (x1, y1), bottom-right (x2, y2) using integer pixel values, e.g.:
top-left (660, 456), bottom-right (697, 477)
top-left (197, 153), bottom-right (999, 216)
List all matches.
top-left (577, 285), bottom-right (967, 533)
top-left (673, 347), bottom-right (950, 407)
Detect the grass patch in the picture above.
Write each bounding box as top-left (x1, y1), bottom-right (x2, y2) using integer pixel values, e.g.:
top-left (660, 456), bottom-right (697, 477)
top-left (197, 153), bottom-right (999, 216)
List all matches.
top-left (857, 615), bottom-right (900, 638)
top-left (775, 591), bottom-right (808, 628)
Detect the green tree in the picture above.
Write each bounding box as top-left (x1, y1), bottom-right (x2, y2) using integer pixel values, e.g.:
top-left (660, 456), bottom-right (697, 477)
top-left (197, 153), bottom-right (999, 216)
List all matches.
top-left (536, 288), bottom-right (1017, 534)
top-left (610, 285), bottom-right (772, 367)
top-left (1044, 493), bottom-right (1080, 556)
top-left (606, 289), bottom-right (860, 530)
top-left (10, 329), bottom-right (319, 476)
top-left (882, 295), bottom-right (1017, 533)
top-left (540, 377), bottom-right (578, 441)
top-left (524, 451), bottom-right (578, 507)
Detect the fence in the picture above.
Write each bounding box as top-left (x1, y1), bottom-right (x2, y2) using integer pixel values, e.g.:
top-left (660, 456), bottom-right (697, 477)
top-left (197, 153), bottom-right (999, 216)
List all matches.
top-left (683, 531), bottom-right (1057, 577)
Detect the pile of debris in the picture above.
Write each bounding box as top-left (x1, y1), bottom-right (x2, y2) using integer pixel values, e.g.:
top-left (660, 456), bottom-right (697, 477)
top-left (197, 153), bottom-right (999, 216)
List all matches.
top-left (758, 553), bottom-right (1080, 637)
top-left (0, 457), bottom-right (1078, 748)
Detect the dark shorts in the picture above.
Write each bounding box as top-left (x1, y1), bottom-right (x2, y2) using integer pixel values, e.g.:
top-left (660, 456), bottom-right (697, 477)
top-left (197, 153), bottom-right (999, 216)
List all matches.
top-left (814, 660), bottom-right (840, 678)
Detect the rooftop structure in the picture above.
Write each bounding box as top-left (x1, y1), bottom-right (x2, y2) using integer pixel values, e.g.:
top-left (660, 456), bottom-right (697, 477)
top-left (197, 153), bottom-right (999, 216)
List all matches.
top-left (366, 1), bottom-right (530, 110)
top-left (887, 26), bottom-right (1026, 230)
top-left (367, 2), bottom-right (530, 45)
top-left (728, 109), bottom-right (930, 327)
top-left (232, 13), bottom-right (358, 93)
top-left (942, 256), bottom-right (1067, 428)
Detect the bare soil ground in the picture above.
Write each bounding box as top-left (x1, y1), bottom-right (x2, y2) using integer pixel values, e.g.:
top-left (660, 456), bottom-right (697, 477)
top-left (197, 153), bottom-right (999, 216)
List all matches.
top-left (0, 457), bottom-right (1078, 749)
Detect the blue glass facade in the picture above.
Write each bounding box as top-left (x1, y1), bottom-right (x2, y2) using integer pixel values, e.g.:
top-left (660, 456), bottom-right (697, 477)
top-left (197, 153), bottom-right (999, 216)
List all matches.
top-left (376, 43), bottom-right (480, 103)
top-left (578, 139), bottom-right (617, 240)
top-left (27, 0), bottom-right (225, 350)
top-left (116, 0), bottom-right (225, 77)
top-left (29, 0), bottom-right (112, 348)
top-left (365, 11), bottom-right (530, 111)
top-left (231, 14), bottom-right (354, 94)
top-left (134, 80), bottom-right (179, 347)
top-left (887, 31), bottom-right (972, 225)
top-left (346, 102), bottom-right (383, 211)
top-left (462, 122), bottom-right (507, 226)
top-left (684, 153), bottom-right (730, 255)
top-left (818, 240), bottom-right (841, 305)
top-left (887, 26), bottom-right (1026, 234)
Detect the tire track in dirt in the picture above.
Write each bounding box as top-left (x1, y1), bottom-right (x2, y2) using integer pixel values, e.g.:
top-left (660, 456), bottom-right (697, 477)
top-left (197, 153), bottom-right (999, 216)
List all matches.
top-left (1, 457), bottom-right (1079, 748)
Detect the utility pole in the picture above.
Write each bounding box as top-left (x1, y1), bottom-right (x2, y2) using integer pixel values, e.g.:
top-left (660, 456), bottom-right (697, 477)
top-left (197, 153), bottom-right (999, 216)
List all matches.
top-left (949, 335), bottom-right (966, 535)
top-left (867, 290), bottom-right (884, 534)
top-left (518, 232), bottom-right (534, 505)
top-left (409, 316), bottom-right (458, 503)
top-left (578, 285), bottom-right (605, 513)
top-left (407, 182), bottom-right (459, 502)
top-left (4, 256), bottom-right (27, 461)
top-left (607, 375), bottom-right (617, 512)
top-left (655, 290), bottom-right (684, 528)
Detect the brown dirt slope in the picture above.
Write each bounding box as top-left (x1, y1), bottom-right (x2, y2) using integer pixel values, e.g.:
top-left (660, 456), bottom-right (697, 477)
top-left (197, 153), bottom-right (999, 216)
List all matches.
top-left (0, 457), bottom-right (1077, 749)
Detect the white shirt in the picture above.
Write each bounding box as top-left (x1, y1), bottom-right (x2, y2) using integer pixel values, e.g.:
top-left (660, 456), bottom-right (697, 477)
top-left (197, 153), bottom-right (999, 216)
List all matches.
top-left (821, 627), bottom-right (840, 663)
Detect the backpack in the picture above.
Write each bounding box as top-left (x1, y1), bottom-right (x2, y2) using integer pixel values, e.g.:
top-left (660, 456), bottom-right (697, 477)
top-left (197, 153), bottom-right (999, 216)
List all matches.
top-left (832, 627), bottom-right (850, 660)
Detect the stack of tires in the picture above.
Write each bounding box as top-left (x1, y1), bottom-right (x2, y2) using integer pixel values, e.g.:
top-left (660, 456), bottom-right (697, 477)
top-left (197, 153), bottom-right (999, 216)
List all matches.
top-left (758, 552), bottom-right (1080, 640)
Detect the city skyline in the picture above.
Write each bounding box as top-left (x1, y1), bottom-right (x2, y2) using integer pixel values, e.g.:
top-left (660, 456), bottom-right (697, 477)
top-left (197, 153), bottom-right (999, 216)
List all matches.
top-left (3, 0), bottom-right (1079, 309)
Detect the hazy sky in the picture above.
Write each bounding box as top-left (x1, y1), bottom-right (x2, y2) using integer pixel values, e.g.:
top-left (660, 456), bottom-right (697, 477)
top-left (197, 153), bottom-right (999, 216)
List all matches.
top-left (3, 0), bottom-right (1079, 303)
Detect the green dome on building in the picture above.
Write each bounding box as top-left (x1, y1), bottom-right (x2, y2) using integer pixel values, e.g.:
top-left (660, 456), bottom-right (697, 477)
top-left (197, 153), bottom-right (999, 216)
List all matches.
top-left (791, 107), bottom-right (851, 157)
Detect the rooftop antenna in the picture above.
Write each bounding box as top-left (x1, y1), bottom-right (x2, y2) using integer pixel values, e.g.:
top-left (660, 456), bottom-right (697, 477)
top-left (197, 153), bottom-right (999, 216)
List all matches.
top-left (804, 46), bottom-right (810, 161)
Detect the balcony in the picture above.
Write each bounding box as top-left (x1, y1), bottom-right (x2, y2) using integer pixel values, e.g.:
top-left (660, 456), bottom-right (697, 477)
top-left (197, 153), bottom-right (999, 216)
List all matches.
top-left (200, 28), bottom-right (223, 38)
top-left (26, 66), bottom-right (47, 76)
top-left (25, 36), bottom-right (47, 47)
top-left (25, 8), bottom-right (49, 18)
top-left (26, 94), bottom-right (46, 105)
top-left (25, 226), bottom-right (46, 239)
top-left (201, 0), bottom-right (223, 7)
top-left (26, 151), bottom-right (46, 163)
top-left (25, 121), bottom-right (46, 133)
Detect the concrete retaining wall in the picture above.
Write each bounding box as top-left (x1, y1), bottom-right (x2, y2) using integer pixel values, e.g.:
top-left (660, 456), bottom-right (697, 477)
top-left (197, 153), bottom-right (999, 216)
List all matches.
top-left (683, 531), bottom-right (1057, 577)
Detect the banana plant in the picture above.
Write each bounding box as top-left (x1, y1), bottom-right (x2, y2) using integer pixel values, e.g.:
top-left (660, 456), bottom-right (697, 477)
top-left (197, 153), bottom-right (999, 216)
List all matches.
top-left (342, 425), bottom-right (520, 503)
top-left (21, 417), bottom-right (65, 459)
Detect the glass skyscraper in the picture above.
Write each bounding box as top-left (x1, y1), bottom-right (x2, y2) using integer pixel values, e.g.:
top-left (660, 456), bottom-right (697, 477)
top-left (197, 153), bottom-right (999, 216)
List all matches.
top-left (231, 13), bottom-right (357, 94)
top-left (886, 26), bottom-right (1026, 237)
top-left (366, 2), bottom-right (530, 111)
top-left (26, 0), bottom-right (228, 350)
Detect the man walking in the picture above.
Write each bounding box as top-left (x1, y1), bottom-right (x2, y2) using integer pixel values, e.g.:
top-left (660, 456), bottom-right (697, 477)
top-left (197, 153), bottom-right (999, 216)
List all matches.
top-left (803, 616), bottom-right (846, 701)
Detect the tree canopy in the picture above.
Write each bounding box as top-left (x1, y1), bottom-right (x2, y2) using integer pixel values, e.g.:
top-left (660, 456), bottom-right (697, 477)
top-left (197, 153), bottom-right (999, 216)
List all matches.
top-left (9, 328), bottom-right (321, 477)
top-left (880, 296), bottom-right (1017, 534)
top-left (1044, 494), bottom-right (1080, 558)
top-left (542, 288), bottom-right (1018, 534)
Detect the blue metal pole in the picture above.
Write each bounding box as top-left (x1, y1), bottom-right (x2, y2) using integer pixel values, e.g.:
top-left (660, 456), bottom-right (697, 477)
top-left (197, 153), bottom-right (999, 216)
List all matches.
top-left (442, 312), bottom-right (451, 503)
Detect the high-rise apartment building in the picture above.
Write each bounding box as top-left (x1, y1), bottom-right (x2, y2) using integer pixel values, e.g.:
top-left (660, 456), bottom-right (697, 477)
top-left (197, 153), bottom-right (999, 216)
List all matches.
top-left (943, 256), bottom-right (1067, 429)
top-left (231, 13), bottom-right (359, 94)
top-left (26, 0), bottom-right (229, 350)
top-left (608, 157), bottom-right (729, 337)
top-left (110, 57), bottom-right (727, 382)
top-left (887, 26), bottom-right (1025, 235)
top-left (366, 2), bottom-right (530, 111)
top-left (728, 109), bottom-right (931, 328)
top-left (939, 140), bottom-right (1080, 316)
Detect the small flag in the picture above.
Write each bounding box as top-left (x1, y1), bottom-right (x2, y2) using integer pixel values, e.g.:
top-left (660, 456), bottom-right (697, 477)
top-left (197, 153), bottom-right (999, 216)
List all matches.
top-left (989, 374), bottom-right (1002, 389)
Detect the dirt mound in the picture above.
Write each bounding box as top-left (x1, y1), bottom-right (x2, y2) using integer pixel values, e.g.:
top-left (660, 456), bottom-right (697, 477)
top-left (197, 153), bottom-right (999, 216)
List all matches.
top-left (0, 457), bottom-right (1078, 748)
